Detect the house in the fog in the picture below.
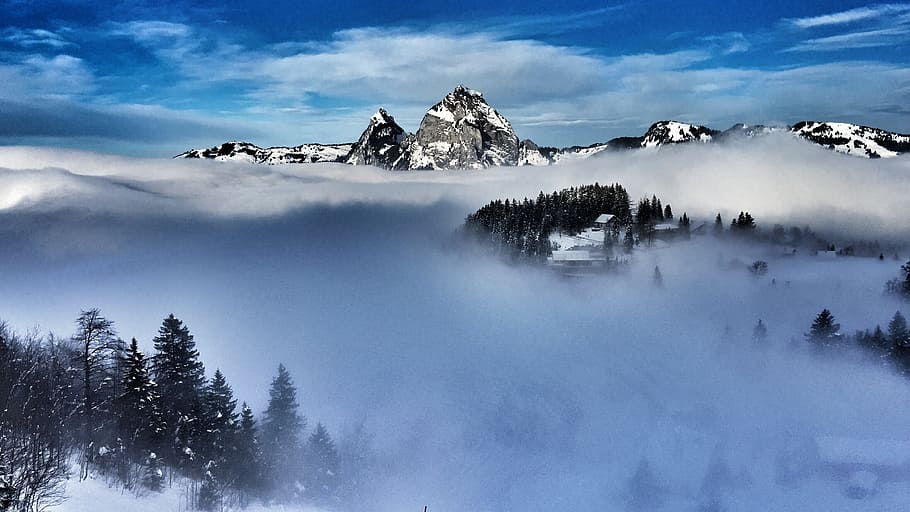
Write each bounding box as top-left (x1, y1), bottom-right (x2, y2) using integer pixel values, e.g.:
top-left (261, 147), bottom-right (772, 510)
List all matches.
top-left (593, 213), bottom-right (619, 231)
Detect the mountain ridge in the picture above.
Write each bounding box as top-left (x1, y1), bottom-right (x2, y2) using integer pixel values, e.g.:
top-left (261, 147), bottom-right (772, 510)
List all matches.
top-left (177, 87), bottom-right (910, 167)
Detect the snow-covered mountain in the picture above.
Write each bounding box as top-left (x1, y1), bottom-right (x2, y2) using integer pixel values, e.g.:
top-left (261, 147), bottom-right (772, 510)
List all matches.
top-left (344, 108), bottom-right (408, 168)
top-left (790, 121), bottom-right (910, 159)
top-left (640, 121), bottom-right (718, 147)
top-left (177, 87), bottom-right (910, 168)
top-left (403, 85), bottom-right (520, 170)
top-left (177, 141), bottom-right (351, 164)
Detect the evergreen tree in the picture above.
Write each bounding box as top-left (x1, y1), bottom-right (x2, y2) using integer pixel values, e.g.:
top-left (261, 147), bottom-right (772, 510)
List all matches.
top-left (752, 319), bottom-right (767, 343)
top-left (305, 423), bottom-right (339, 503)
top-left (888, 311), bottom-right (910, 373)
top-left (261, 364), bottom-right (305, 502)
top-left (652, 266), bottom-right (663, 288)
top-left (806, 309), bottom-right (841, 348)
top-left (142, 452), bottom-right (164, 492)
top-left (888, 311), bottom-right (909, 348)
top-left (713, 214), bottom-right (723, 235)
top-left (151, 314), bottom-right (206, 471)
top-left (197, 462), bottom-right (220, 511)
top-left (623, 225), bottom-right (635, 253)
top-left (663, 204), bottom-right (673, 221)
top-left (234, 403), bottom-right (263, 506)
top-left (116, 338), bottom-right (166, 463)
top-left (200, 369), bottom-right (239, 495)
top-left (902, 260), bottom-right (910, 300)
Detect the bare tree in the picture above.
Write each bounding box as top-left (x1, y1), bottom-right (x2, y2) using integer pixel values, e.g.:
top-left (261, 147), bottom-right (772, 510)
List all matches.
top-left (72, 309), bottom-right (123, 479)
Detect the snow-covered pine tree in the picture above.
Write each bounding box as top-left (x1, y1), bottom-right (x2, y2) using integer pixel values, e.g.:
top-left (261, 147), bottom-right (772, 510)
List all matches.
top-left (199, 369), bottom-right (239, 494)
top-left (806, 309), bottom-right (841, 348)
top-left (304, 423), bottom-right (339, 503)
top-left (233, 403), bottom-right (263, 506)
top-left (151, 314), bottom-right (206, 473)
top-left (116, 338), bottom-right (166, 464)
top-left (888, 311), bottom-right (910, 373)
top-left (261, 364), bottom-right (305, 502)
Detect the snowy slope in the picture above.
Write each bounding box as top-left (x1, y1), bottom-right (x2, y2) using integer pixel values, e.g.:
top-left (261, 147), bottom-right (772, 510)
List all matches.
top-left (177, 141), bottom-right (352, 164)
top-left (63, 474), bottom-right (330, 512)
top-left (640, 121), bottom-right (718, 148)
top-left (790, 121), bottom-right (910, 159)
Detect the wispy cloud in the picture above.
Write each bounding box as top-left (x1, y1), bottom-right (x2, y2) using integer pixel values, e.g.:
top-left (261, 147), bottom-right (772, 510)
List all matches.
top-left (786, 3), bottom-right (910, 29)
top-left (787, 26), bottom-right (910, 51)
top-left (1, 27), bottom-right (74, 48)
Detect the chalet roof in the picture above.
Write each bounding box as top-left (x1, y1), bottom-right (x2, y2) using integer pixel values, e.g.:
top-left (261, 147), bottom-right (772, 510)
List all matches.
top-left (595, 214), bottom-right (616, 224)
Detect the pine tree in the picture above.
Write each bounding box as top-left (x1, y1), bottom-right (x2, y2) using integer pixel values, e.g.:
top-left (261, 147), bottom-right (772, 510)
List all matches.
top-left (142, 452), bottom-right (164, 492)
top-left (888, 311), bottom-right (910, 373)
top-left (261, 364), bottom-right (305, 502)
top-left (713, 214), bottom-right (723, 235)
top-left (623, 225), bottom-right (635, 253)
top-left (305, 423), bottom-right (339, 503)
top-left (234, 403), bottom-right (263, 506)
top-left (652, 266), bottom-right (663, 288)
top-left (901, 260), bottom-right (910, 300)
top-left (806, 309), bottom-right (841, 348)
top-left (197, 461), bottom-right (220, 512)
top-left (116, 338), bottom-right (166, 463)
top-left (752, 319), bottom-right (767, 343)
top-left (200, 369), bottom-right (239, 494)
top-left (663, 204), bottom-right (673, 221)
top-left (151, 314), bottom-right (206, 471)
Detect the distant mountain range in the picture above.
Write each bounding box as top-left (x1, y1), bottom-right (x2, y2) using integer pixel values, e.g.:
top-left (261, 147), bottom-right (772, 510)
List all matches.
top-left (177, 85), bottom-right (910, 168)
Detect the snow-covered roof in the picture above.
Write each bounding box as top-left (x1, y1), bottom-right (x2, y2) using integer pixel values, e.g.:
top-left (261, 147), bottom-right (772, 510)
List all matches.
top-left (595, 214), bottom-right (616, 224)
top-left (550, 250), bottom-right (603, 262)
top-left (654, 223), bottom-right (679, 231)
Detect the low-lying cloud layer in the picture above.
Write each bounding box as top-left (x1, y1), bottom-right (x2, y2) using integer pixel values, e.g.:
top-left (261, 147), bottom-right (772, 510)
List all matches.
top-left (1, 141), bottom-right (910, 510)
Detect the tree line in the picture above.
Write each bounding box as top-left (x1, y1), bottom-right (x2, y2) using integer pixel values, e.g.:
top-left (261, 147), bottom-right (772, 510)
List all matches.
top-left (462, 183), bottom-right (639, 262)
top-left (0, 311), bottom-right (373, 512)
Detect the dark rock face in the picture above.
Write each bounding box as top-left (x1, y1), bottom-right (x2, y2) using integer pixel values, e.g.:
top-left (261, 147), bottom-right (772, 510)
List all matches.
top-left (404, 85), bottom-right (519, 170)
top-left (345, 109), bottom-right (409, 168)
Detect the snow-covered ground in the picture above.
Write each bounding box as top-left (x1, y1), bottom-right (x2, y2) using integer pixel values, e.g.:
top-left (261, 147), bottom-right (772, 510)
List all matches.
top-left (64, 475), bottom-right (329, 512)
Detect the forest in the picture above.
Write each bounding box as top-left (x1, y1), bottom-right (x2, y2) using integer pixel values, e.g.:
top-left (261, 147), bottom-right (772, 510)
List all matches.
top-left (0, 312), bottom-right (372, 512)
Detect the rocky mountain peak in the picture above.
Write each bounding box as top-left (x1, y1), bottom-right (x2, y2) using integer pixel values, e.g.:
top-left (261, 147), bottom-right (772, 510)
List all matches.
top-left (345, 108), bottom-right (408, 167)
top-left (405, 85), bottom-right (519, 169)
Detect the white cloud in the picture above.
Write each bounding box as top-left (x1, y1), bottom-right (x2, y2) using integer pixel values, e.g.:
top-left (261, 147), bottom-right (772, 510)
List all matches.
top-left (786, 3), bottom-right (910, 29)
top-left (787, 27), bottom-right (910, 51)
top-left (1, 27), bottom-right (74, 48)
top-left (0, 54), bottom-right (94, 99)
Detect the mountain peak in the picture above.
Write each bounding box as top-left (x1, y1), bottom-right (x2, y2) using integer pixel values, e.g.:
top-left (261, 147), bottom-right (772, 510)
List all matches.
top-left (405, 86), bottom-right (519, 169)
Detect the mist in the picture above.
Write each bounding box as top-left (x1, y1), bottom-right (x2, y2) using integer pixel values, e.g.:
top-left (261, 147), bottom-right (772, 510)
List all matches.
top-left (1, 137), bottom-right (910, 510)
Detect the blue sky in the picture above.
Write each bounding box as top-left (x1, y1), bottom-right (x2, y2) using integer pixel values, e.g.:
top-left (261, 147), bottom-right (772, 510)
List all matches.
top-left (1, 0), bottom-right (909, 154)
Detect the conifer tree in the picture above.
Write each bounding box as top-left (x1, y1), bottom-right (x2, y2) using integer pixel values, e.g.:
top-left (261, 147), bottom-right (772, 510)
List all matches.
top-left (234, 403), bottom-right (263, 506)
top-left (305, 423), bottom-right (339, 502)
top-left (151, 314), bottom-right (206, 474)
top-left (713, 214), bottom-right (723, 235)
top-left (261, 364), bottom-right (305, 502)
top-left (663, 204), bottom-right (673, 221)
top-left (652, 266), bottom-right (663, 288)
top-left (806, 309), bottom-right (840, 348)
top-left (200, 369), bottom-right (239, 493)
top-left (116, 338), bottom-right (166, 462)
top-left (623, 225), bottom-right (635, 253)
top-left (752, 319), bottom-right (767, 343)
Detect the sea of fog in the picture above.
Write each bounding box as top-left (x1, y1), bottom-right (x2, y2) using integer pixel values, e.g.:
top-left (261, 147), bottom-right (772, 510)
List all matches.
top-left (1, 135), bottom-right (910, 511)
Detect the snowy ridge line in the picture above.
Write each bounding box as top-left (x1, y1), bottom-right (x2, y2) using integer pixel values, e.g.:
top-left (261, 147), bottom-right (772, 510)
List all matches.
top-left (176, 88), bottom-right (910, 168)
